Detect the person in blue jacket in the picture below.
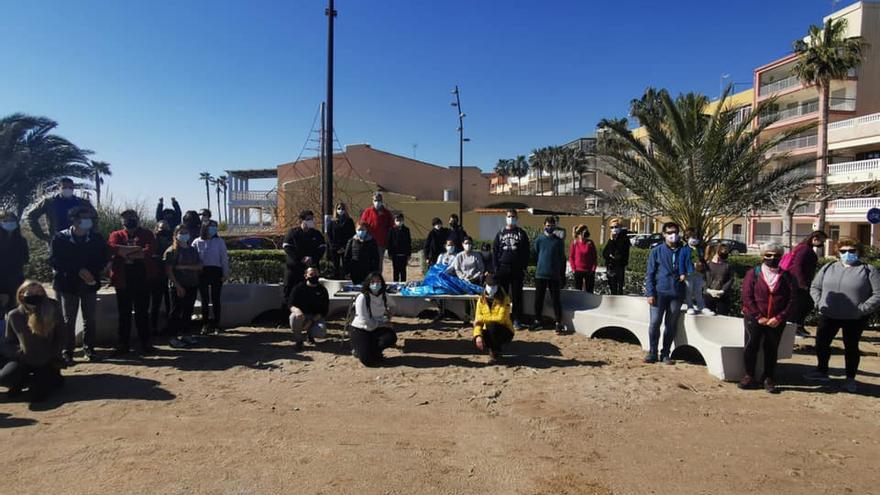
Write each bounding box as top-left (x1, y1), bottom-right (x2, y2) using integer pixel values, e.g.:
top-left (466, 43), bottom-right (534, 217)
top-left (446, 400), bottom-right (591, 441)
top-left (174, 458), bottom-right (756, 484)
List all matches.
top-left (644, 221), bottom-right (686, 365)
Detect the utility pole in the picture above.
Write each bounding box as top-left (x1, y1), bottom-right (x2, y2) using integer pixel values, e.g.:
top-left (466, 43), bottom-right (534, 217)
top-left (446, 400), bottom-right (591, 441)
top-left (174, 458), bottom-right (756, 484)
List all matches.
top-left (451, 86), bottom-right (467, 227)
top-left (319, 102), bottom-right (325, 223)
top-left (323, 0), bottom-right (337, 233)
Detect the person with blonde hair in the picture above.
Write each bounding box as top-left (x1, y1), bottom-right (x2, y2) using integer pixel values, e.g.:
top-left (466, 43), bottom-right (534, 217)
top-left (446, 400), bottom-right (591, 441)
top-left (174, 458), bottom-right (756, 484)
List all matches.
top-left (1, 281), bottom-right (64, 401)
top-left (0, 210), bottom-right (29, 324)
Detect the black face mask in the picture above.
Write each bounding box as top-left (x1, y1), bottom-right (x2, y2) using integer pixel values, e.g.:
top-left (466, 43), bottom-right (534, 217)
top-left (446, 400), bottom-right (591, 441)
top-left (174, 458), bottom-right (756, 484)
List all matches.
top-left (763, 258), bottom-right (780, 268)
top-left (307, 276), bottom-right (319, 286)
top-left (124, 219), bottom-right (139, 229)
top-left (718, 253), bottom-right (729, 260)
top-left (23, 294), bottom-right (44, 306)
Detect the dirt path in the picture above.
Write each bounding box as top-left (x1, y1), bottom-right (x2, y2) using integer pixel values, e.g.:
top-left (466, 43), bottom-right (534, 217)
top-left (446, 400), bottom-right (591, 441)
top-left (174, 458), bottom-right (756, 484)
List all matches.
top-left (3, 318), bottom-right (879, 495)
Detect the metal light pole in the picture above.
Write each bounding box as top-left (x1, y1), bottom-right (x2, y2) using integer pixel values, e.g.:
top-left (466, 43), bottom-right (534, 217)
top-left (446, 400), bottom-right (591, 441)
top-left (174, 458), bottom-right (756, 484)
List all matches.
top-left (451, 86), bottom-right (468, 226)
top-left (323, 0), bottom-right (337, 232)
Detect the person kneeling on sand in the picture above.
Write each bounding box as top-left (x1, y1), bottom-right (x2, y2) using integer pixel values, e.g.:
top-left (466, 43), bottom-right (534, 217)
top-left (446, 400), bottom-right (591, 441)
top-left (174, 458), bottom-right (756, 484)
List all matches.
top-left (1, 281), bottom-right (65, 402)
top-left (288, 266), bottom-right (329, 352)
top-left (473, 274), bottom-right (514, 364)
top-left (349, 272), bottom-right (397, 366)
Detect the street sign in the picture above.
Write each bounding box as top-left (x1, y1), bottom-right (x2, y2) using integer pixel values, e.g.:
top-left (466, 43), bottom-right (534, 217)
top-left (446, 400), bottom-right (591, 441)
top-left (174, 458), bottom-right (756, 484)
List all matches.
top-left (868, 207), bottom-right (880, 224)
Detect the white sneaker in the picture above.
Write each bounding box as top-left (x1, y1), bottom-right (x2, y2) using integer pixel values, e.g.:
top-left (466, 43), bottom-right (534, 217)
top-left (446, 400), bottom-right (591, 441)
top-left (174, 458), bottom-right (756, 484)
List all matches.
top-left (700, 308), bottom-right (715, 316)
top-left (686, 308), bottom-right (697, 315)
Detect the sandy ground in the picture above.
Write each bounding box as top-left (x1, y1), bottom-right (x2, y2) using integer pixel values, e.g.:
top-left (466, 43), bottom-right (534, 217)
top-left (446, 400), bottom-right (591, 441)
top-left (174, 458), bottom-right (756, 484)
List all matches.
top-left (3, 259), bottom-right (880, 494)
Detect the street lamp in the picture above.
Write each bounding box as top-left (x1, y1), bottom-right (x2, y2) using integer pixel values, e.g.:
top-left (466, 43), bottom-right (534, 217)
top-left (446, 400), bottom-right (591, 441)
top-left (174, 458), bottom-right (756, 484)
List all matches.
top-left (451, 85), bottom-right (468, 226)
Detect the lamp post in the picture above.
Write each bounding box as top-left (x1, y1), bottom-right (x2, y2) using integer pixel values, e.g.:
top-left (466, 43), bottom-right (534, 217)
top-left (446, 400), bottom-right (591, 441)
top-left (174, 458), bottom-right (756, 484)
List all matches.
top-left (323, 0), bottom-right (337, 232)
top-left (451, 86), bottom-right (469, 226)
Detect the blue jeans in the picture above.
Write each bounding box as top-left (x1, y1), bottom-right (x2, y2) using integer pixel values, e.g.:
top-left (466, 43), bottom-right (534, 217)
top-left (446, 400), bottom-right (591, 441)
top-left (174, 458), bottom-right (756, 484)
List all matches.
top-left (648, 294), bottom-right (682, 358)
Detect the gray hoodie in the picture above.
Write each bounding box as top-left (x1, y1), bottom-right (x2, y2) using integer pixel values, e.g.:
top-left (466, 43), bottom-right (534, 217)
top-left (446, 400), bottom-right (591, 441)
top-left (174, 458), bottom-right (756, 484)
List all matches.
top-left (810, 261), bottom-right (880, 320)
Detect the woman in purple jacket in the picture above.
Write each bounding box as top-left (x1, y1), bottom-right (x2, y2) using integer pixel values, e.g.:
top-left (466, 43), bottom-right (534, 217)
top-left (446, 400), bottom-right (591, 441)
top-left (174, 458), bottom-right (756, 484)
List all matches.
top-left (785, 231), bottom-right (826, 337)
top-left (740, 242), bottom-right (796, 394)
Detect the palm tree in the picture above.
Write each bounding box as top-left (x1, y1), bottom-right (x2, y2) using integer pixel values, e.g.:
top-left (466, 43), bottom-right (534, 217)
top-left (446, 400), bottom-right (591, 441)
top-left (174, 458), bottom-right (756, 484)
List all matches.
top-left (513, 155), bottom-right (529, 195)
top-left (597, 87), bottom-right (817, 240)
top-left (212, 177), bottom-right (223, 223)
top-left (793, 17), bottom-right (865, 233)
top-left (528, 149), bottom-right (544, 195)
top-left (494, 159), bottom-right (511, 195)
top-left (88, 160), bottom-right (112, 208)
top-left (199, 172), bottom-right (213, 210)
top-left (217, 175), bottom-right (228, 219)
top-left (0, 113), bottom-right (92, 217)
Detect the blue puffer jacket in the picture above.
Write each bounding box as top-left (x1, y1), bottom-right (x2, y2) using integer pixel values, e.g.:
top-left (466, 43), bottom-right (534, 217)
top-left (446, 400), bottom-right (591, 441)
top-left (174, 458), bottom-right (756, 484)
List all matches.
top-left (645, 242), bottom-right (686, 298)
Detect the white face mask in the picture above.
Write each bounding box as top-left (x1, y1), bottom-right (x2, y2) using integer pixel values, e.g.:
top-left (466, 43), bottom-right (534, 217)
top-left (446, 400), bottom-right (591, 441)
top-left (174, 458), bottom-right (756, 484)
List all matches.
top-left (611, 227), bottom-right (621, 235)
top-left (433, 224), bottom-right (441, 230)
top-left (446, 245), bottom-right (455, 254)
top-left (506, 216), bottom-right (516, 226)
top-left (688, 238), bottom-right (699, 247)
top-left (666, 233), bottom-right (679, 244)
top-left (304, 219), bottom-right (315, 229)
top-left (463, 243), bottom-right (472, 252)
top-left (61, 188), bottom-right (74, 199)
top-left (395, 221), bottom-right (403, 227)
top-left (485, 285), bottom-right (498, 297)
top-left (373, 201), bottom-right (382, 209)
top-left (337, 209), bottom-right (346, 216)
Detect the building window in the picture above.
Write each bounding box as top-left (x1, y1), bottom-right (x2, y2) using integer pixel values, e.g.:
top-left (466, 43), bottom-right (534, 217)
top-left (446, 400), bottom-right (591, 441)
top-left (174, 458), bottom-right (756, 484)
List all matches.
top-left (829, 225), bottom-right (840, 241)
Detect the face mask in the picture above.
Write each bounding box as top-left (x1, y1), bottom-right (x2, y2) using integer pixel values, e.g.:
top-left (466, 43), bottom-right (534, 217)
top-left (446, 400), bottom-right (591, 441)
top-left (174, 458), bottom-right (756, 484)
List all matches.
top-left (545, 227), bottom-right (556, 236)
top-left (506, 217), bottom-right (516, 226)
top-left (446, 245), bottom-right (455, 254)
top-left (395, 221), bottom-right (403, 227)
top-left (373, 201), bottom-right (382, 209)
top-left (450, 220), bottom-right (458, 227)
top-left (337, 209), bottom-right (346, 217)
top-left (307, 276), bottom-right (320, 286)
top-left (841, 251), bottom-right (859, 264)
top-left (78, 218), bottom-right (93, 231)
top-left (463, 243), bottom-right (472, 252)
top-left (61, 188), bottom-right (74, 199)
top-left (485, 285), bottom-right (498, 297)
top-left (177, 234), bottom-right (190, 243)
top-left (611, 227), bottom-right (621, 235)
top-left (1, 221), bottom-right (18, 232)
top-left (369, 283), bottom-right (382, 294)
top-left (201, 216), bottom-right (210, 223)
top-left (23, 294), bottom-right (44, 306)
top-left (688, 238), bottom-right (699, 247)
top-left (763, 257), bottom-right (780, 269)
top-left (123, 218), bottom-right (139, 230)
top-left (718, 253), bottom-right (729, 260)
top-left (208, 226), bottom-right (218, 236)
top-left (304, 220), bottom-right (315, 229)
top-left (357, 230), bottom-right (367, 239)
top-left (665, 233), bottom-right (679, 244)
top-left (433, 224), bottom-right (441, 231)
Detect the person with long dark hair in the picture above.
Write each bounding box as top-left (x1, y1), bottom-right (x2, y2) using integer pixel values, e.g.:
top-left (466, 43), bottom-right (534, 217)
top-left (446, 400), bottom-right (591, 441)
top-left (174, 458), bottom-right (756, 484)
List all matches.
top-left (472, 274), bottom-right (514, 364)
top-left (349, 272), bottom-right (397, 366)
top-left (327, 202), bottom-right (355, 279)
top-left (192, 220), bottom-right (229, 334)
top-left (164, 225), bottom-right (203, 349)
top-left (569, 224), bottom-right (597, 293)
top-left (0, 211), bottom-right (29, 323)
top-left (785, 230), bottom-right (827, 338)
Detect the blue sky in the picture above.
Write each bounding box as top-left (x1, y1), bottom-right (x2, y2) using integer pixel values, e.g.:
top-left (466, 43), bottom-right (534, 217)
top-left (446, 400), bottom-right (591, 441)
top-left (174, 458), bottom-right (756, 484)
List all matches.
top-left (0, 0), bottom-right (849, 213)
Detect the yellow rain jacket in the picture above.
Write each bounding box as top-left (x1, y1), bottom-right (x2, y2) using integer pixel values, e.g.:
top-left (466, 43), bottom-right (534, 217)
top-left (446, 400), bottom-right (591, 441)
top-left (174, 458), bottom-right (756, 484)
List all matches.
top-left (473, 294), bottom-right (514, 338)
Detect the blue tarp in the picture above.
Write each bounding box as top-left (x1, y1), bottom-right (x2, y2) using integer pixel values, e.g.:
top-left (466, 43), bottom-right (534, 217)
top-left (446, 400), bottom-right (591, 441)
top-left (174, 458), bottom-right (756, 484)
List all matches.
top-left (399, 264), bottom-right (482, 297)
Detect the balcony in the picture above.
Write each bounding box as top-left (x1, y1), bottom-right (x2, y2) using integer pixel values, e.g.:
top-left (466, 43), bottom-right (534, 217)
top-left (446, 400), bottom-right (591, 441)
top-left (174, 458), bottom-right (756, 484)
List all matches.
top-left (828, 158), bottom-right (880, 185)
top-left (759, 75), bottom-right (800, 96)
top-left (829, 112), bottom-right (880, 150)
top-left (829, 197), bottom-right (880, 213)
top-left (761, 98), bottom-right (856, 126)
top-left (769, 134), bottom-right (817, 155)
top-left (230, 190), bottom-right (277, 204)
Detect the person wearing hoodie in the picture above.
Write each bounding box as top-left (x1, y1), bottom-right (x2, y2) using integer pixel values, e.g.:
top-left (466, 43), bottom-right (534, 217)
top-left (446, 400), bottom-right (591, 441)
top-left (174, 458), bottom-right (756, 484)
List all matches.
top-left (739, 242), bottom-right (796, 394)
top-left (423, 218), bottom-right (450, 272)
top-left (492, 209), bottom-right (530, 330)
top-left (287, 266), bottom-right (329, 352)
top-left (282, 210), bottom-right (327, 300)
top-left (644, 222), bottom-right (686, 365)
top-left (27, 177), bottom-right (95, 245)
top-left (344, 222), bottom-right (380, 285)
top-left (447, 236), bottom-right (485, 284)
top-left (327, 202), bottom-right (355, 279)
top-left (446, 214), bottom-right (468, 252)
top-left (602, 219), bottom-right (630, 295)
top-left (569, 224), bottom-right (597, 293)
top-left (0, 211), bottom-right (29, 322)
top-left (805, 238), bottom-right (880, 393)
top-left (155, 197), bottom-right (182, 230)
top-left (387, 213), bottom-right (412, 282)
top-left (359, 192), bottom-right (394, 268)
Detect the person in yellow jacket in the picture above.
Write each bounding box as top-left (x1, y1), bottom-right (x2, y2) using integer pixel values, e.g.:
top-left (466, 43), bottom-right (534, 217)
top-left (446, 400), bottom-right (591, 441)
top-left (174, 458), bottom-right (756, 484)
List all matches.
top-left (473, 273), bottom-right (515, 364)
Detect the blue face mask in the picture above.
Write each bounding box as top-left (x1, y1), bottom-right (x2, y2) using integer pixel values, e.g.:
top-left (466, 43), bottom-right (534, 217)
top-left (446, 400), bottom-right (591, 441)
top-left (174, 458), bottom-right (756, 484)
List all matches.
top-left (78, 218), bottom-right (93, 231)
top-left (208, 226), bottom-right (218, 237)
top-left (841, 251), bottom-right (859, 264)
top-left (177, 234), bottom-right (190, 243)
top-left (357, 230), bottom-right (367, 239)
top-left (1, 221), bottom-right (18, 232)
top-left (369, 283), bottom-right (382, 294)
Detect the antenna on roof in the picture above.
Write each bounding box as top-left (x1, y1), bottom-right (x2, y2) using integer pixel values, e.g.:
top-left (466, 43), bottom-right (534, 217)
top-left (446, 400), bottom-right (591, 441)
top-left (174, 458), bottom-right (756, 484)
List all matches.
top-left (412, 143), bottom-right (418, 159)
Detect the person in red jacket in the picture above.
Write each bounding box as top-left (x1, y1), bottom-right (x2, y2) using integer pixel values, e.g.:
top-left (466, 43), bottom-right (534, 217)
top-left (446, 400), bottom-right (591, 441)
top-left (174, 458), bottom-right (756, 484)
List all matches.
top-left (108, 210), bottom-right (158, 356)
top-left (739, 242), bottom-right (796, 394)
top-left (569, 224), bottom-right (597, 293)
top-left (785, 230), bottom-right (827, 338)
top-left (358, 192), bottom-right (394, 268)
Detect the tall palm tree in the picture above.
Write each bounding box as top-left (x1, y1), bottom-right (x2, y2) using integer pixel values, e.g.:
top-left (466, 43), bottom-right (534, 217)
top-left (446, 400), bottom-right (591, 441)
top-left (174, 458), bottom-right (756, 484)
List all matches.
top-left (597, 88), bottom-right (816, 240)
top-left (199, 172), bottom-right (213, 210)
top-left (793, 17), bottom-right (865, 233)
top-left (88, 160), bottom-right (112, 208)
top-left (513, 155), bottom-right (529, 195)
top-left (494, 159), bottom-right (510, 195)
top-left (0, 113), bottom-right (92, 217)
top-left (212, 177), bottom-right (223, 223)
top-left (217, 175), bottom-right (228, 218)
top-left (528, 149), bottom-right (544, 195)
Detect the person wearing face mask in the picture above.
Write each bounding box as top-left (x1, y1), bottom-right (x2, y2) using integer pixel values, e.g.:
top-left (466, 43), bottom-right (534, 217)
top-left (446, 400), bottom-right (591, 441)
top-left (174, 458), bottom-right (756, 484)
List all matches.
top-left (436, 240), bottom-right (458, 266)
top-left (479, 242), bottom-right (495, 275)
top-left (155, 197), bottom-right (182, 230)
top-left (739, 242), bottom-right (796, 393)
top-left (0, 211), bottom-right (29, 324)
top-left (108, 210), bottom-right (158, 356)
top-left (472, 274), bottom-right (514, 364)
top-left (703, 245), bottom-right (734, 316)
top-left (602, 219), bottom-right (630, 295)
top-left (446, 214), bottom-right (468, 253)
top-left (193, 220), bottom-right (229, 334)
top-left (423, 218), bottom-right (450, 273)
top-left (0, 281), bottom-right (65, 402)
top-left (349, 272), bottom-right (397, 366)
top-left (805, 239), bottom-right (880, 393)
top-left (198, 209), bottom-right (212, 225)
top-left (387, 213), bottom-right (412, 282)
top-left (679, 233), bottom-right (713, 316)
top-left (569, 225), bottom-right (597, 293)
top-left (149, 220), bottom-right (174, 334)
top-left (531, 217), bottom-right (568, 334)
top-left (343, 222), bottom-right (380, 285)
top-left (283, 210), bottom-right (328, 300)
top-left (644, 222), bottom-right (687, 365)
top-left (358, 192), bottom-right (394, 268)
top-left (181, 210), bottom-right (202, 244)
top-left (783, 231), bottom-right (828, 338)
top-left (50, 206), bottom-right (108, 365)
top-left (447, 236), bottom-right (485, 284)
top-left (327, 202), bottom-right (355, 279)
top-left (163, 225), bottom-right (202, 349)
top-left (493, 209), bottom-right (530, 330)
top-left (287, 267), bottom-right (329, 352)
top-left (27, 177), bottom-right (95, 245)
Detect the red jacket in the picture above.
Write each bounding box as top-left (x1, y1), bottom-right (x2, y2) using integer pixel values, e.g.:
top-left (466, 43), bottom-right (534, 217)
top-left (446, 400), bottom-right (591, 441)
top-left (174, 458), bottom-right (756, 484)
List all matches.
top-left (787, 243), bottom-right (818, 289)
top-left (359, 207), bottom-right (394, 248)
top-left (741, 266), bottom-right (796, 322)
top-left (569, 239), bottom-right (597, 272)
top-left (108, 227), bottom-right (158, 289)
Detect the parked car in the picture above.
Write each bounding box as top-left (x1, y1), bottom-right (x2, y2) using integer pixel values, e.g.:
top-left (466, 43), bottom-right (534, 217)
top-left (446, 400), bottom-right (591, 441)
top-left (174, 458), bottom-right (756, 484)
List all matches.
top-left (633, 233), bottom-right (664, 249)
top-left (707, 238), bottom-right (747, 255)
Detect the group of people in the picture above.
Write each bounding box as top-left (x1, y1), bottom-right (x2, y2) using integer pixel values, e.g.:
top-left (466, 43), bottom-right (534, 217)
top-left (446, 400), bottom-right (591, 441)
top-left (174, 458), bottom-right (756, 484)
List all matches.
top-left (645, 223), bottom-right (878, 394)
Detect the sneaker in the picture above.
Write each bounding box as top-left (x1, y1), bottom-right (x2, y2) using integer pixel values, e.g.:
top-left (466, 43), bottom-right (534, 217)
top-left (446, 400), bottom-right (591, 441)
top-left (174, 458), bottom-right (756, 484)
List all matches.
top-left (529, 320), bottom-right (543, 331)
top-left (795, 327), bottom-right (811, 339)
top-left (803, 370), bottom-right (831, 383)
top-left (686, 308), bottom-right (697, 315)
top-left (643, 353), bottom-right (658, 364)
top-left (351, 348), bottom-right (359, 358)
top-left (764, 378), bottom-right (779, 394)
top-left (512, 320), bottom-right (524, 331)
top-left (700, 308), bottom-right (715, 316)
top-left (169, 337), bottom-right (189, 349)
top-left (200, 325), bottom-right (211, 336)
top-left (661, 355), bottom-right (676, 365)
top-left (294, 341), bottom-right (304, 352)
top-left (61, 351), bottom-right (75, 367)
top-left (307, 335), bottom-right (316, 345)
top-left (555, 323), bottom-right (572, 335)
top-left (180, 335), bottom-right (199, 346)
top-left (83, 350), bottom-right (100, 362)
top-left (738, 375), bottom-right (759, 390)
top-left (842, 379), bottom-right (858, 393)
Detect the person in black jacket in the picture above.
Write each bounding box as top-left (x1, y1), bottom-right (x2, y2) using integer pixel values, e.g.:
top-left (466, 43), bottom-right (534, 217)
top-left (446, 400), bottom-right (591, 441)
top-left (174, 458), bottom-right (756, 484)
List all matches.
top-left (0, 211), bottom-right (29, 319)
top-left (155, 197), bottom-right (182, 230)
top-left (326, 202), bottom-right (355, 279)
top-left (49, 206), bottom-right (109, 364)
top-left (423, 217), bottom-right (449, 272)
top-left (602, 219), bottom-right (631, 295)
top-left (447, 214), bottom-right (468, 252)
top-left (387, 213), bottom-right (412, 282)
top-left (492, 209), bottom-right (530, 330)
top-left (344, 222), bottom-right (380, 285)
top-left (287, 266), bottom-right (329, 352)
top-left (282, 210), bottom-right (327, 300)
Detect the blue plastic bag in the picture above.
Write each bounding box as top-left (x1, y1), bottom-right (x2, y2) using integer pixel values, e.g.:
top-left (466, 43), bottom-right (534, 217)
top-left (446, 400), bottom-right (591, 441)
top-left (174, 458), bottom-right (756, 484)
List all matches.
top-left (400, 264), bottom-right (482, 297)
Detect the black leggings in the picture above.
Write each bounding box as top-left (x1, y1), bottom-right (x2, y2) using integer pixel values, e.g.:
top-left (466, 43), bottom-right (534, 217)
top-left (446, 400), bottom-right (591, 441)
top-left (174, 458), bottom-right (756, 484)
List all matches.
top-left (573, 271), bottom-right (595, 293)
top-left (534, 278), bottom-right (562, 323)
top-left (606, 265), bottom-right (626, 295)
top-left (496, 264), bottom-right (525, 321)
top-left (392, 255), bottom-right (408, 282)
top-left (0, 361), bottom-right (63, 400)
top-left (149, 276), bottom-right (171, 332)
top-left (350, 326), bottom-right (397, 367)
top-left (815, 316), bottom-right (865, 379)
top-left (704, 294), bottom-right (731, 316)
top-left (170, 285), bottom-right (199, 337)
top-left (199, 266), bottom-right (224, 327)
top-left (743, 317), bottom-right (784, 380)
top-left (117, 285), bottom-right (151, 350)
top-left (479, 323), bottom-right (513, 354)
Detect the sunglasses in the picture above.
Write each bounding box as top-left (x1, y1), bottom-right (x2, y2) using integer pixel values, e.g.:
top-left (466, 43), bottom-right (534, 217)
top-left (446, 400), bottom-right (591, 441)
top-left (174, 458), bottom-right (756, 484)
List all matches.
top-left (763, 254), bottom-right (781, 259)
top-left (839, 248), bottom-right (858, 254)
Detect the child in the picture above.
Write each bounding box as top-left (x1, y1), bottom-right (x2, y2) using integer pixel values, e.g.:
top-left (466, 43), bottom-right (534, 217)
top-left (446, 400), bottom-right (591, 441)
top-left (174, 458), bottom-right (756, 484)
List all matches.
top-left (679, 237), bottom-right (714, 316)
top-left (349, 272), bottom-right (397, 366)
top-left (436, 239), bottom-right (457, 266)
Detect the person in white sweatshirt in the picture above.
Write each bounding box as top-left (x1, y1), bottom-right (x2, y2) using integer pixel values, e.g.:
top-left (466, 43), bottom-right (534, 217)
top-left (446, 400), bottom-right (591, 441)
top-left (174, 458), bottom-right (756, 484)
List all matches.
top-left (350, 272), bottom-right (397, 366)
